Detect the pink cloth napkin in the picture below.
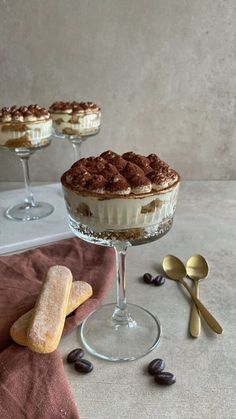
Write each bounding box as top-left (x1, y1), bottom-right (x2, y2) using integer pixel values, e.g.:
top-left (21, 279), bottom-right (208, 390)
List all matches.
top-left (0, 238), bottom-right (116, 418)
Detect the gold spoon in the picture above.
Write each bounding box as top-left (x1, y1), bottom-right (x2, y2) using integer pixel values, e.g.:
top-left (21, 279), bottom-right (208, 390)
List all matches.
top-left (162, 255), bottom-right (223, 334)
top-left (186, 255), bottom-right (209, 337)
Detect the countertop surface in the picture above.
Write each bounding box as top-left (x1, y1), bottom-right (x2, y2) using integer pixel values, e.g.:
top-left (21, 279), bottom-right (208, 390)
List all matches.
top-left (1, 181), bottom-right (236, 419)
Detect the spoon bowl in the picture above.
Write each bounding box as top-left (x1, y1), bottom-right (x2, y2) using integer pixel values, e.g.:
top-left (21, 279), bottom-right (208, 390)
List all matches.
top-left (186, 254), bottom-right (209, 281)
top-left (162, 255), bottom-right (186, 281)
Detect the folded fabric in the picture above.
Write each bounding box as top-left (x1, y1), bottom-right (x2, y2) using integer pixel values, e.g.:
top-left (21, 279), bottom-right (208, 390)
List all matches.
top-left (0, 344), bottom-right (79, 419)
top-left (0, 237), bottom-right (115, 419)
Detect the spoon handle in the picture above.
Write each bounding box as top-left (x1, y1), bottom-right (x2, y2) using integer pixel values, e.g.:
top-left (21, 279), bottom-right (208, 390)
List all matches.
top-left (180, 280), bottom-right (223, 334)
top-left (189, 281), bottom-right (201, 337)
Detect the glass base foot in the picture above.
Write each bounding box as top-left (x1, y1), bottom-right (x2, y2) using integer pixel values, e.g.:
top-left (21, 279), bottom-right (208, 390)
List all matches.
top-left (81, 303), bottom-right (161, 362)
top-left (5, 201), bottom-right (54, 221)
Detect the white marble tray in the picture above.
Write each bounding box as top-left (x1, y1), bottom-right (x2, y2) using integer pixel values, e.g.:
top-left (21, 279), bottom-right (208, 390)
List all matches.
top-left (0, 183), bottom-right (73, 255)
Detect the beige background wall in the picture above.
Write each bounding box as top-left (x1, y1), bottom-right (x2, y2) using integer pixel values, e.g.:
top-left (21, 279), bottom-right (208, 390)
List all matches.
top-left (0, 0), bottom-right (236, 182)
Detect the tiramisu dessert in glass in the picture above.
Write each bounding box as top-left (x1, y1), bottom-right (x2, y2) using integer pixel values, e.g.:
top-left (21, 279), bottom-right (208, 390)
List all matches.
top-left (49, 101), bottom-right (101, 161)
top-left (0, 104), bottom-right (54, 221)
top-left (61, 150), bottom-right (180, 361)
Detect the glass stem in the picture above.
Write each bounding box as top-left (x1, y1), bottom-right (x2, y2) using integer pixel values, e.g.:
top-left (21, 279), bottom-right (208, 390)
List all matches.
top-left (20, 154), bottom-right (35, 207)
top-left (115, 245), bottom-right (127, 311)
top-left (112, 244), bottom-right (135, 325)
top-left (71, 139), bottom-right (82, 161)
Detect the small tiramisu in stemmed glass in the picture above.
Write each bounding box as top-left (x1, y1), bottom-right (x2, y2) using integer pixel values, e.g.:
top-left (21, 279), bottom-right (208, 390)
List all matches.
top-left (61, 150), bottom-right (180, 361)
top-left (49, 101), bottom-right (101, 161)
top-left (0, 104), bottom-right (54, 221)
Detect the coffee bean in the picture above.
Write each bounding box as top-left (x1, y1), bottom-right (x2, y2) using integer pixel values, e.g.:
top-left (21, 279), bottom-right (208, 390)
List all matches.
top-left (74, 359), bottom-right (93, 373)
top-left (143, 273), bottom-right (154, 284)
top-left (153, 275), bottom-right (165, 286)
top-left (148, 358), bottom-right (165, 375)
top-left (155, 372), bottom-right (176, 385)
top-left (67, 348), bottom-right (85, 364)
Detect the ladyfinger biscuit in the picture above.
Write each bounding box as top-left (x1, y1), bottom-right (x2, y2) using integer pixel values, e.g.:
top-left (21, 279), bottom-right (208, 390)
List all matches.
top-left (27, 265), bottom-right (72, 353)
top-left (10, 281), bottom-right (93, 346)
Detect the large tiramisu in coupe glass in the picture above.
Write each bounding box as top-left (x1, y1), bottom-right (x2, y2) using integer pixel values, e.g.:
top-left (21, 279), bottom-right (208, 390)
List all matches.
top-left (0, 104), bottom-right (54, 221)
top-left (49, 101), bottom-right (101, 161)
top-left (61, 150), bottom-right (180, 361)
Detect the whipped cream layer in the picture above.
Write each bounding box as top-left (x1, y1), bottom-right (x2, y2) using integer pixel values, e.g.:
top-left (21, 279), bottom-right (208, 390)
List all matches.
top-left (63, 184), bottom-right (179, 231)
top-left (0, 119), bottom-right (52, 149)
top-left (51, 111), bottom-right (101, 136)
